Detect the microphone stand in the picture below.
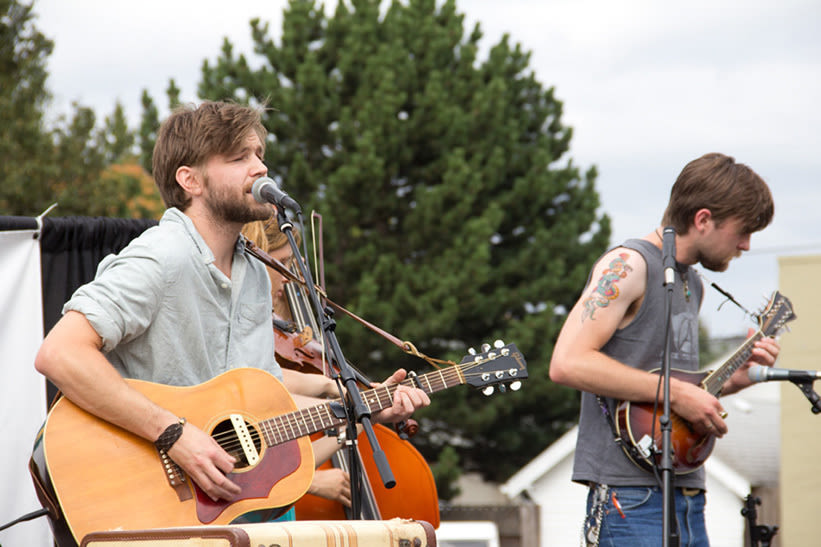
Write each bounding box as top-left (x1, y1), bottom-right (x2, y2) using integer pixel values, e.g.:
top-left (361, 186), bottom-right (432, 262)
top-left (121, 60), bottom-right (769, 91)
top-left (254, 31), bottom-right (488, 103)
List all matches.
top-left (274, 206), bottom-right (394, 520)
top-left (742, 494), bottom-right (778, 547)
top-left (660, 226), bottom-right (679, 547)
top-left (791, 380), bottom-right (821, 414)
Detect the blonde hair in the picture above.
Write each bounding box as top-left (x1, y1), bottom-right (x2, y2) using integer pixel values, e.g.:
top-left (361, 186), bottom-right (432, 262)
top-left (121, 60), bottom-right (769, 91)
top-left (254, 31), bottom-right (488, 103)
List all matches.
top-left (242, 218), bottom-right (302, 253)
top-left (242, 218), bottom-right (304, 320)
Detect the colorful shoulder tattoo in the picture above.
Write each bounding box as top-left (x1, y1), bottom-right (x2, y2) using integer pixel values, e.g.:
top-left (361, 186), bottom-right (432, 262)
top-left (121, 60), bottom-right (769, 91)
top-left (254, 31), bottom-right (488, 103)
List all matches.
top-left (581, 252), bottom-right (633, 321)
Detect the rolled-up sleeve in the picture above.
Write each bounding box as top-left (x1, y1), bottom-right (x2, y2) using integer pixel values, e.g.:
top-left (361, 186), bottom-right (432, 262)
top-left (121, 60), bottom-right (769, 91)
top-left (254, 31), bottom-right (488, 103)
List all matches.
top-left (63, 233), bottom-right (168, 352)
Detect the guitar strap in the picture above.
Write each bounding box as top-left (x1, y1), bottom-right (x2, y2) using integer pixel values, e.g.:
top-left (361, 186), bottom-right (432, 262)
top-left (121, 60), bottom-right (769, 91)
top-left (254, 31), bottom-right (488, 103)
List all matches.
top-left (595, 395), bottom-right (649, 467)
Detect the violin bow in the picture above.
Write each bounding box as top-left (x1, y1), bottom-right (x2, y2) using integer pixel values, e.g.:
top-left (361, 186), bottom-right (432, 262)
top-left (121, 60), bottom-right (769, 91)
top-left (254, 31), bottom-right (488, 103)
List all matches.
top-left (243, 238), bottom-right (452, 370)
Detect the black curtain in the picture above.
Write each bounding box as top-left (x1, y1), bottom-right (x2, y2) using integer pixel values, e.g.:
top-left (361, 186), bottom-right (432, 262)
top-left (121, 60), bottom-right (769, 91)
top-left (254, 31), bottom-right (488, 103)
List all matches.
top-left (0, 216), bottom-right (158, 404)
top-left (38, 217), bottom-right (158, 334)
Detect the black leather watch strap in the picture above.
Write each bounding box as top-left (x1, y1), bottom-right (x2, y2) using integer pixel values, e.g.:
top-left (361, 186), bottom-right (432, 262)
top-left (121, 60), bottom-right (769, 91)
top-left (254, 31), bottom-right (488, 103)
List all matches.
top-left (154, 417), bottom-right (186, 452)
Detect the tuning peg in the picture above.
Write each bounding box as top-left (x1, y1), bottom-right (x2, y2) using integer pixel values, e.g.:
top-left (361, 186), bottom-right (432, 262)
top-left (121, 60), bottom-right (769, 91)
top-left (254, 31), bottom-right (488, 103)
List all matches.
top-left (482, 386), bottom-right (495, 396)
top-left (493, 339), bottom-right (505, 348)
top-left (467, 347), bottom-right (477, 355)
top-left (498, 384), bottom-right (507, 393)
top-left (508, 368), bottom-right (519, 377)
top-left (509, 381), bottom-right (522, 391)
top-left (481, 343), bottom-right (491, 353)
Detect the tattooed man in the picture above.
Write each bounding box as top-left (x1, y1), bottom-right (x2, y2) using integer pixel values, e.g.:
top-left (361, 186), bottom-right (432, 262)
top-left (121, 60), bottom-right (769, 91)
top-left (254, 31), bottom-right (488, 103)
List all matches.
top-left (549, 153), bottom-right (780, 546)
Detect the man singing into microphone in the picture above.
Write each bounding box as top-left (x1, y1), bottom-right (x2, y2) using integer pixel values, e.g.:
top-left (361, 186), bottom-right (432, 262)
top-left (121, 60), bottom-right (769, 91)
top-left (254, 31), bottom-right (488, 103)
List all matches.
top-left (34, 101), bottom-right (429, 531)
top-left (549, 153), bottom-right (781, 546)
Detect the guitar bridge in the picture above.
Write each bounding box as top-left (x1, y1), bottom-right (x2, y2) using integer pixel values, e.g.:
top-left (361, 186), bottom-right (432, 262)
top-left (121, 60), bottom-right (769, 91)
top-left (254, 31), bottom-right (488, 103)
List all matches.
top-left (159, 449), bottom-right (192, 501)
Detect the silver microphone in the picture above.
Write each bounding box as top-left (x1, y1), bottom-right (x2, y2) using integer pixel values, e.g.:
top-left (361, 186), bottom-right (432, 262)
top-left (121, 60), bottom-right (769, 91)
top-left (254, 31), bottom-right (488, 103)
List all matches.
top-left (251, 176), bottom-right (301, 214)
top-left (748, 365), bottom-right (821, 383)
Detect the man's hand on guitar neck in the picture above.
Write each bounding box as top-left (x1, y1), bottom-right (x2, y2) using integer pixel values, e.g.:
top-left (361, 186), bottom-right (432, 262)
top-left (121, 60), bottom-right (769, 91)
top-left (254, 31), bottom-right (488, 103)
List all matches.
top-left (721, 327), bottom-right (781, 396)
top-left (167, 423), bottom-right (242, 502)
top-left (284, 367), bottom-right (430, 425)
top-left (370, 368), bottom-right (431, 424)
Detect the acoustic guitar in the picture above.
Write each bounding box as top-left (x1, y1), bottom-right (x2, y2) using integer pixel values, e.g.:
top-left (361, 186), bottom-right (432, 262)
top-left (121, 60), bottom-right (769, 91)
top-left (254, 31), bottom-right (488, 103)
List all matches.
top-left (34, 342), bottom-right (527, 544)
top-left (615, 291), bottom-right (795, 474)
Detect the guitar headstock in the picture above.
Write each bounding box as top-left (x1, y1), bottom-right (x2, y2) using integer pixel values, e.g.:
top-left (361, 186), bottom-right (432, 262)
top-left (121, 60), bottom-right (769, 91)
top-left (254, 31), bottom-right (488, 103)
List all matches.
top-left (460, 341), bottom-right (528, 396)
top-left (756, 291), bottom-right (797, 337)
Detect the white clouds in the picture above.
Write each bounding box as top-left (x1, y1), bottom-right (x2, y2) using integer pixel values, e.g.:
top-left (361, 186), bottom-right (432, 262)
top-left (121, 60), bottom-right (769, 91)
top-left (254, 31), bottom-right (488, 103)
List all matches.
top-left (37, 0), bottom-right (285, 122)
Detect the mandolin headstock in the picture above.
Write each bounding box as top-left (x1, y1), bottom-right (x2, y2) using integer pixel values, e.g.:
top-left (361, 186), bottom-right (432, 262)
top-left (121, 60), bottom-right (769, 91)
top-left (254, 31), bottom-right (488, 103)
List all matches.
top-left (756, 290), bottom-right (797, 337)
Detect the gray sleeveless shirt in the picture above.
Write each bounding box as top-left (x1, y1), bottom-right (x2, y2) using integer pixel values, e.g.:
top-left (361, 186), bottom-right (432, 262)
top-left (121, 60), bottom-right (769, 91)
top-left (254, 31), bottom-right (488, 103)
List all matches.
top-left (570, 239), bottom-right (706, 489)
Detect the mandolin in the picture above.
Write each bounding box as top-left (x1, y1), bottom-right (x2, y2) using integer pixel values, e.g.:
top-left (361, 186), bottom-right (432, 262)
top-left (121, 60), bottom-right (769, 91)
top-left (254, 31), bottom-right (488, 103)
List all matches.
top-left (615, 291), bottom-right (795, 474)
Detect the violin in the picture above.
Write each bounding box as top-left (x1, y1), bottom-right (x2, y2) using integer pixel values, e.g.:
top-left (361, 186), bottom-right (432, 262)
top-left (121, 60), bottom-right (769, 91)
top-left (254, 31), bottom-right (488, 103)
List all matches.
top-left (272, 314), bottom-right (329, 376)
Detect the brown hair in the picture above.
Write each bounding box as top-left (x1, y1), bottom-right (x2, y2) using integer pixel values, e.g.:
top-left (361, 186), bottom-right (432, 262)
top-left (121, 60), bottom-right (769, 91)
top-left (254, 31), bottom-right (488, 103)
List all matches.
top-left (661, 153), bottom-right (774, 234)
top-left (152, 101), bottom-right (267, 210)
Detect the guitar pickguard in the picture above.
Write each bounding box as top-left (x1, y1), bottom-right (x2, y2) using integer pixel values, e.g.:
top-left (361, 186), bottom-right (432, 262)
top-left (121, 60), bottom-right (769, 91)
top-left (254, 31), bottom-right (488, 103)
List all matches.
top-left (195, 439), bottom-right (300, 523)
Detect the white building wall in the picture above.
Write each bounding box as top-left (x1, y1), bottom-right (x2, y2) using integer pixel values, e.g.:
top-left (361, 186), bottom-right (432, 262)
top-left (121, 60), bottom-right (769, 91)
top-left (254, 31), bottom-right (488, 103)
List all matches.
top-left (704, 472), bottom-right (747, 547)
top-left (529, 453), bottom-right (586, 546)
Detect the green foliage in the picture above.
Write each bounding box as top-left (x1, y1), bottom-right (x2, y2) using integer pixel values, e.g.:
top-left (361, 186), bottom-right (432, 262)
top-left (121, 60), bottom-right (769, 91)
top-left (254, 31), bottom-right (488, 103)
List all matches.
top-left (192, 0), bottom-right (610, 494)
top-left (138, 90), bottom-right (159, 174)
top-left (0, 0), bottom-right (56, 215)
top-left (37, 100), bottom-right (161, 217)
top-left (429, 445), bottom-right (461, 500)
top-left (1, 0), bottom-right (160, 218)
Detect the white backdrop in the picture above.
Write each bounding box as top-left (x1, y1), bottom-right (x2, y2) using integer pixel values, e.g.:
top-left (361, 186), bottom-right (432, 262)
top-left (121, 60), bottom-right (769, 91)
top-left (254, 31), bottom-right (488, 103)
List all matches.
top-left (0, 230), bottom-right (52, 546)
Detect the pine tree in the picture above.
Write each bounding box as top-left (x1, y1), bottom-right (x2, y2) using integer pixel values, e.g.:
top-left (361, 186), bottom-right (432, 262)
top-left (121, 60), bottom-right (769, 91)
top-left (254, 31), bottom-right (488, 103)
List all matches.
top-left (195, 0), bottom-right (610, 488)
top-left (1, 0), bottom-right (160, 218)
top-left (0, 0), bottom-right (56, 215)
top-left (138, 90), bottom-right (159, 174)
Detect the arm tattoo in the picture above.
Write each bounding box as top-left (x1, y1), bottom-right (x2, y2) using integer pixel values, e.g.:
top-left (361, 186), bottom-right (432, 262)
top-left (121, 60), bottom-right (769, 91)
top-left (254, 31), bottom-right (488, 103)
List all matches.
top-left (581, 253), bottom-right (633, 321)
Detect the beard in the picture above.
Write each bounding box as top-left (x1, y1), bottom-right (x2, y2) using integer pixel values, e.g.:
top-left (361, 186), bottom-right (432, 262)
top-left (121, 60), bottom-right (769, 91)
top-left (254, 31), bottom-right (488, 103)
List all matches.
top-left (203, 174), bottom-right (272, 224)
top-left (698, 249), bottom-right (741, 272)
top-left (700, 256), bottom-right (730, 272)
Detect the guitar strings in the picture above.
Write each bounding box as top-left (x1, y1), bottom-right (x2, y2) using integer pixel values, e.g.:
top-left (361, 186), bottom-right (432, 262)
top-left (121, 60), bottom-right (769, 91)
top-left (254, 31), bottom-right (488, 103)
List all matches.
top-left (204, 360), bottom-right (493, 458)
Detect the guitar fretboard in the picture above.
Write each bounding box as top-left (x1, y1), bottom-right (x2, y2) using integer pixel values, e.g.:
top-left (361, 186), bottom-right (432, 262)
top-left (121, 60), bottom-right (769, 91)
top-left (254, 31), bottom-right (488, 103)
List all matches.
top-left (257, 364), bottom-right (469, 447)
top-left (701, 332), bottom-right (763, 396)
top-left (700, 292), bottom-right (794, 396)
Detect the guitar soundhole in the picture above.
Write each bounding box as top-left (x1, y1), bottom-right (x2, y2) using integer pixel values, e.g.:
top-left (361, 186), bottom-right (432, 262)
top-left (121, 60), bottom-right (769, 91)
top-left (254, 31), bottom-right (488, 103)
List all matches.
top-left (210, 418), bottom-right (262, 469)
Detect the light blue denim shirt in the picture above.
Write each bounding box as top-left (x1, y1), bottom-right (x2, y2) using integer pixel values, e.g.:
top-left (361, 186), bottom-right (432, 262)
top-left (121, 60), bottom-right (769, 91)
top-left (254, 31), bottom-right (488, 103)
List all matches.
top-left (63, 208), bottom-right (281, 386)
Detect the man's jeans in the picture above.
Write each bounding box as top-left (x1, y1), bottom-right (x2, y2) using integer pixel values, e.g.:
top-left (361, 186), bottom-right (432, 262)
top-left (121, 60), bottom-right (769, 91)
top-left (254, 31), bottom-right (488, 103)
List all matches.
top-left (585, 485), bottom-right (709, 546)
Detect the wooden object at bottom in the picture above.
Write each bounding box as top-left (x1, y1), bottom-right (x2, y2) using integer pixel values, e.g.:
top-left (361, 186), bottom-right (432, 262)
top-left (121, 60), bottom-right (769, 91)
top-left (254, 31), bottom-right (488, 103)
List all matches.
top-left (79, 518), bottom-right (436, 547)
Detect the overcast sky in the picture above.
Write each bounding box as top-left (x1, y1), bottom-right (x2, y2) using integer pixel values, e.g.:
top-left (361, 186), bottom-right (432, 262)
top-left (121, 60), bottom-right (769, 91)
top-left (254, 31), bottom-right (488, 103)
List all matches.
top-left (33, 0), bottom-right (821, 338)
